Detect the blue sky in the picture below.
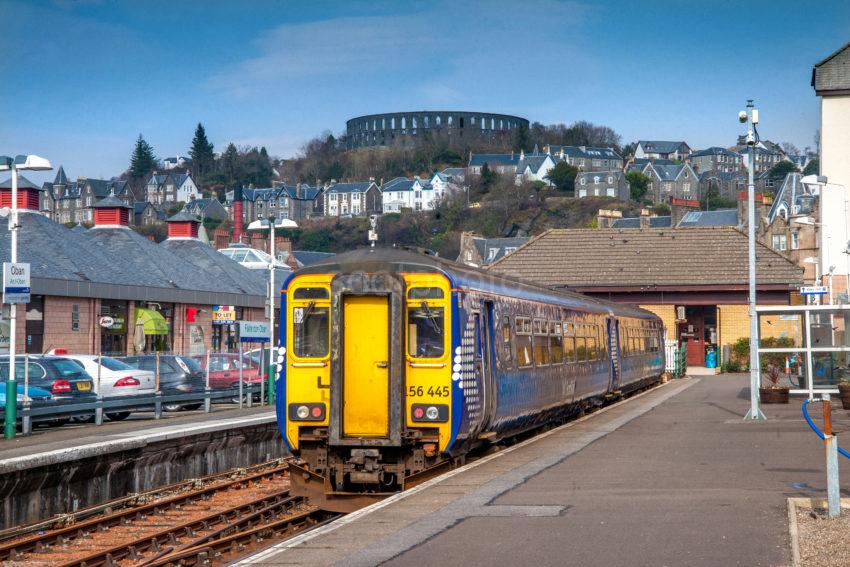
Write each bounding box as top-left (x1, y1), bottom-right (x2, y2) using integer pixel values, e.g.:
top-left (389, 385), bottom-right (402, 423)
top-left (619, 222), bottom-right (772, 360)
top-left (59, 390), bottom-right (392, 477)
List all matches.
top-left (1, 0), bottom-right (848, 183)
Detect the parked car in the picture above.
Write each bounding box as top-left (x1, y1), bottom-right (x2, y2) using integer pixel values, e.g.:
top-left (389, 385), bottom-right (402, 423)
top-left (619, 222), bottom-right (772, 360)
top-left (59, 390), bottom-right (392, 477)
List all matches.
top-left (121, 355), bottom-right (206, 411)
top-left (63, 355), bottom-right (157, 421)
top-left (190, 353), bottom-right (265, 402)
top-left (0, 382), bottom-right (55, 427)
top-left (245, 346), bottom-right (278, 369)
top-left (0, 355), bottom-right (97, 421)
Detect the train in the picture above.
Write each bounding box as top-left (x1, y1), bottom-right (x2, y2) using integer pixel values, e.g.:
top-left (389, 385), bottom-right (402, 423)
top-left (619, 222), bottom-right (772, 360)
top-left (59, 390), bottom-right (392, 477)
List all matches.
top-left (275, 248), bottom-right (665, 511)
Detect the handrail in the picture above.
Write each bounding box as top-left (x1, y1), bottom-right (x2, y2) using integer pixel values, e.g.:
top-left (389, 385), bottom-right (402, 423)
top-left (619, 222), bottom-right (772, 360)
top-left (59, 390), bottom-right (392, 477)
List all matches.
top-left (802, 399), bottom-right (850, 459)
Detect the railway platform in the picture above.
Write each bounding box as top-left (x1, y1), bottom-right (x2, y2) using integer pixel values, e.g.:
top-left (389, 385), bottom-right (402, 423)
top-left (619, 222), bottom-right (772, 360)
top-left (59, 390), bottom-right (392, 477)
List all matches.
top-left (0, 406), bottom-right (284, 530)
top-left (242, 374), bottom-right (844, 567)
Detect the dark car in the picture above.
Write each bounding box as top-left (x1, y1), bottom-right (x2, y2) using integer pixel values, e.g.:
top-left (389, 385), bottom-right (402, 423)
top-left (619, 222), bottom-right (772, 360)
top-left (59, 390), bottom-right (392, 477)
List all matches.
top-left (0, 355), bottom-right (97, 421)
top-left (190, 353), bottom-right (265, 403)
top-left (121, 355), bottom-right (207, 411)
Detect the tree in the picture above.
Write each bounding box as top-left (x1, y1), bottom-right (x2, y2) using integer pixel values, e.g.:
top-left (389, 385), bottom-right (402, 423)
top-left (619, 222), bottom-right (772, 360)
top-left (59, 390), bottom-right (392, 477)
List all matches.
top-left (190, 123), bottom-right (215, 180)
top-left (803, 158), bottom-right (819, 176)
top-left (768, 160), bottom-right (799, 180)
top-left (129, 134), bottom-right (157, 180)
top-left (513, 123), bottom-right (530, 152)
top-left (780, 142), bottom-right (800, 156)
top-left (545, 161), bottom-right (578, 192)
top-left (625, 171), bottom-right (650, 201)
top-left (479, 163), bottom-right (497, 191)
top-left (222, 143), bottom-right (239, 184)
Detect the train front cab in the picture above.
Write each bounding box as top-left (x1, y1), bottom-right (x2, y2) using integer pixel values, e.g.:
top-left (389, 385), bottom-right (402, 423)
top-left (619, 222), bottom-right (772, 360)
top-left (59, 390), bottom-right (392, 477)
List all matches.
top-left (281, 271), bottom-right (454, 510)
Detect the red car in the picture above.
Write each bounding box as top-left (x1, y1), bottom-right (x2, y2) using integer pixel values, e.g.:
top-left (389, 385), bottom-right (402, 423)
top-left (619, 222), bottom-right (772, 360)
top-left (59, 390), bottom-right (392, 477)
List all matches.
top-left (191, 354), bottom-right (266, 401)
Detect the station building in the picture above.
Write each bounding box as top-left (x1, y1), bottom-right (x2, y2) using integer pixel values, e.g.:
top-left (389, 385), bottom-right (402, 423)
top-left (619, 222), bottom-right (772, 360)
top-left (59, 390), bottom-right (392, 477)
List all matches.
top-left (487, 227), bottom-right (804, 369)
top-left (0, 182), bottom-right (270, 357)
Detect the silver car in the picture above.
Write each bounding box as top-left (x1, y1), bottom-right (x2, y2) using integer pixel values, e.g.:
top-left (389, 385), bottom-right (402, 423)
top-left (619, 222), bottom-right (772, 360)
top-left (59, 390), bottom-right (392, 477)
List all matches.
top-left (64, 355), bottom-right (156, 421)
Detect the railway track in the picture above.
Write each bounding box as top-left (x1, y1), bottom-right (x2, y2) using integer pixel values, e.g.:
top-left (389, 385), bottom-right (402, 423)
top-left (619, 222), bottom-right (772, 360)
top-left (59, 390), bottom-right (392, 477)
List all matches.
top-left (0, 462), bottom-right (336, 567)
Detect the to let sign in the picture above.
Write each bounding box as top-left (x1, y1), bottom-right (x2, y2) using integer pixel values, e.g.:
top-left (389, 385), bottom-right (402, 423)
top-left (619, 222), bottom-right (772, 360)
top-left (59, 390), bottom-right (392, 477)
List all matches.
top-left (212, 305), bottom-right (236, 325)
top-left (239, 320), bottom-right (270, 342)
top-left (3, 262), bottom-right (30, 304)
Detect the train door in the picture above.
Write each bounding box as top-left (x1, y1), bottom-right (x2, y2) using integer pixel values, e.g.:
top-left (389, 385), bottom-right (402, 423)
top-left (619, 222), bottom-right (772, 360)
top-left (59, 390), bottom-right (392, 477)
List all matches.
top-left (472, 301), bottom-right (496, 427)
top-left (608, 317), bottom-right (622, 392)
top-left (342, 295), bottom-right (390, 437)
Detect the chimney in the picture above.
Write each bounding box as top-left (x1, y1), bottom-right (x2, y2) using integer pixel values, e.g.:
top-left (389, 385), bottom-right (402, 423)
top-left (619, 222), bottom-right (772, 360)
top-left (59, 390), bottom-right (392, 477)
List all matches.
top-left (0, 177), bottom-right (42, 211)
top-left (639, 208), bottom-right (653, 229)
top-left (213, 227), bottom-right (230, 250)
top-left (737, 191), bottom-right (765, 228)
top-left (670, 198), bottom-right (700, 226)
top-left (559, 148), bottom-right (565, 160)
top-left (232, 186), bottom-right (244, 243)
top-left (520, 149), bottom-right (525, 160)
top-left (165, 211), bottom-right (201, 239)
top-left (596, 209), bottom-right (622, 229)
top-left (91, 195), bottom-right (132, 226)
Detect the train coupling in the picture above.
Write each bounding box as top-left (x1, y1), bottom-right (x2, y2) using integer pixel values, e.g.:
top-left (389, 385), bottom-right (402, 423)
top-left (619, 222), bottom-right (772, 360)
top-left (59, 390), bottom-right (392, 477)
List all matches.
top-left (349, 448), bottom-right (381, 484)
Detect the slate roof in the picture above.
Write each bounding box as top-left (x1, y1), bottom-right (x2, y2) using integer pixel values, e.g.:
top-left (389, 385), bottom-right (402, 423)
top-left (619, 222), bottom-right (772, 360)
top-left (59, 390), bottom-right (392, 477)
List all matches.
top-left (699, 171), bottom-right (746, 183)
top-left (133, 202), bottom-right (153, 214)
top-left (441, 167), bottom-right (466, 177)
top-left (324, 182), bottom-right (375, 194)
top-left (577, 171), bottom-right (625, 183)
top-left (690, 147), bottom-right (741, 158)
top-left (767, 173), bottom-right (818, 223)
top-left (166, 211), bottom-right (201, 223)
top-left (465, 236), bottom-right (530, 265)
top-left (54, 166), bottom-right (68, 186)
top-left (0, 176), bottom-right (42, 190)
top-left (677, 209), bottom-right (738, 227)
top-left (812, 42), bottom-right (850, 92)
top-left (184, 198), bottom-right (221, 214)
top-left (160, 239), bottom-right (267, 296)
top-left (648, 163), bottom-right (689, 181)
top-left (547, 145), bottom-right (622, 160)
top-left (609, 216), bottom-right (672, 229)
top-left (91, 195), bottom-right (131, 209)
top-left (280, 185), bottom-right (321, 200)
top-left (382, 177), bottom-right (417, 192)
top-left (516, 154), bottom-right (551, 174)
top-left (638, 141), bottom-right (689, 154)
top-left (626, 158), bottom-right (675, 173)
top-left (468, 153), bottom-right (521, 167)
top-left (488, 227), bottom-right (803, 288)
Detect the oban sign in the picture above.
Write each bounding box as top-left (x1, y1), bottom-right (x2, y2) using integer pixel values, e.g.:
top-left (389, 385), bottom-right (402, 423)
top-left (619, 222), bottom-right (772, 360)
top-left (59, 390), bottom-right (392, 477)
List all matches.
top-left (3, 262), bottom-right (30, 304)
top-left (239, 321), bottom-right (270, 342)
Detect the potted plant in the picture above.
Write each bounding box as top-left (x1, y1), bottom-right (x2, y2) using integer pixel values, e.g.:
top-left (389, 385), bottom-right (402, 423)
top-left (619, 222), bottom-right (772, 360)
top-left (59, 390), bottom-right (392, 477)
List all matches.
top-left (838, 378), bottom-right (850, 410)
top-left (759, 363), bottom-right (790, 404)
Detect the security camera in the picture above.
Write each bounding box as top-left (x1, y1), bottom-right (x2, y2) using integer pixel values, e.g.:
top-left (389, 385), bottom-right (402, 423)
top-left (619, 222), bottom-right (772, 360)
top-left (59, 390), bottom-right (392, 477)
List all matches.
top-left (738, 111), bottom-right (748, 124)
top-left (745, 130), bottom-right (755, 146)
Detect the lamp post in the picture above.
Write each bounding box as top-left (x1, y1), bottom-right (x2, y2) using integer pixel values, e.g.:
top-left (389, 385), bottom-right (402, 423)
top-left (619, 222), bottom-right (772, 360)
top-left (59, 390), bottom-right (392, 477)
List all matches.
top-left (739, 102), bottom-right (766, 421)
top-left (247, 214), bottom-right (297, 405)
top-left (0, 154), bottom-right (52, 439)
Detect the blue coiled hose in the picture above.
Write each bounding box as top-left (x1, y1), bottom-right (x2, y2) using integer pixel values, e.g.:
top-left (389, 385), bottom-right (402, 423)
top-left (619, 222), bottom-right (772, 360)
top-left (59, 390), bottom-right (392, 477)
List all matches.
top-left (802, 399), bottom-right (850, 459)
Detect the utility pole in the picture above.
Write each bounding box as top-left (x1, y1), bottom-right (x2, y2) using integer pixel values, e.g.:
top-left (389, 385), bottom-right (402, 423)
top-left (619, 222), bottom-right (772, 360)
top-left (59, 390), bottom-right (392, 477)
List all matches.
top-left (742, 100), bottom-right (766, 421)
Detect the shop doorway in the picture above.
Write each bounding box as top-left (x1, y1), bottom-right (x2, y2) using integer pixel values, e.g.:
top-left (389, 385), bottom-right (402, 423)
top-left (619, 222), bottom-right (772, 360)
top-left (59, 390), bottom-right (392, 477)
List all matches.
top-left (677, 306), bottom-right (718, 367)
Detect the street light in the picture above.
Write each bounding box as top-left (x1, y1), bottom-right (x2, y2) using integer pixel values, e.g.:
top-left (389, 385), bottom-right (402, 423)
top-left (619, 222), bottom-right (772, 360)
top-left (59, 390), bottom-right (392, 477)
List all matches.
top-left (247, 214), bottom-right (297, 405)
top-left (739, 102), bottom-right (766, 421)
top-left (0, 154), bottom-right (52, 439)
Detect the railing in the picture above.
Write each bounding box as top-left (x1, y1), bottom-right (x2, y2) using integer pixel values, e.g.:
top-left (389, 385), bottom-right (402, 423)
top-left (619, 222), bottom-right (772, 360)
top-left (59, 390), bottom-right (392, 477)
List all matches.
top-left (665, 340), bottom-right (687, 378)
top-left (0, 383), bottom-right (272, 436)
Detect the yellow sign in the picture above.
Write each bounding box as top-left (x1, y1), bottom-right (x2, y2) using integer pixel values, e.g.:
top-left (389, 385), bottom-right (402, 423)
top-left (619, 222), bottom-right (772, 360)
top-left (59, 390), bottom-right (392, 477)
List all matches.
top-left (212, 305), bottom-right (236, 325)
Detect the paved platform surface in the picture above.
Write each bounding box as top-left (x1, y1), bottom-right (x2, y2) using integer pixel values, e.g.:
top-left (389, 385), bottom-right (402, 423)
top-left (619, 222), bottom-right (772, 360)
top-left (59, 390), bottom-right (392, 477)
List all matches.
top-left (242, 375), bottom-right (848, 567)
top-left (0, 405), bottom-right (275, 469)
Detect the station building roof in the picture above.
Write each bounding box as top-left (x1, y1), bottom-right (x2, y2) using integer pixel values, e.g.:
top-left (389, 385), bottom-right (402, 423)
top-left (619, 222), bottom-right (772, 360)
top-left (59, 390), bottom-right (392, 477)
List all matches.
top-left (487, 227), bottom-right (803, 289)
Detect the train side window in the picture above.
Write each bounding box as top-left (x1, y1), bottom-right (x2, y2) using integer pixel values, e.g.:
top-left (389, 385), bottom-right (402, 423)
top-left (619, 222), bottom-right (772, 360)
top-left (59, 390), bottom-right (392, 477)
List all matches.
top-left (549, 321), bottom-right (564, 364)
top-left (293, 287), bottom-right (329, 300)
top-left (408, 303), bottom-right (445, 358)
top-left (501, 315), bottom-right (514, 366)
top-left (515, 317), bottom-right (532, 368)
top-left (409, 287), bottom-right (444, 299)
top-left (293, 303), bottom-right (329, 358)
top-left (563, 322), bottom-right (576, 363)
top-left (586, 326), bottom-right (598, 361)
top-left (575, 324), bottom-right (587, 362)
top-left (533, 319), bottom-right (550, 366)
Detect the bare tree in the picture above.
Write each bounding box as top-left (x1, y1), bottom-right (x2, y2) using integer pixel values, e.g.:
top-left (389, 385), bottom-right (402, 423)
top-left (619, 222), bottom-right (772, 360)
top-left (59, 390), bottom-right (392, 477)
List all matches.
top-left (780, 142), bottom-right (800, 156)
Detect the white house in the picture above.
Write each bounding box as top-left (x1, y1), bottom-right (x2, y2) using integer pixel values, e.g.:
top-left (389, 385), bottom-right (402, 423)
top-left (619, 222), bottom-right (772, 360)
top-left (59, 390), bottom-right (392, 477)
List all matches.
top-left (382, 177), bottom-right (439, 213)
top-left (635, 141), bottom-right (691, 161)
top-left (163, 155), bottom-right (192, 170)
top-left (515, 152), bottom-right (556, 185)
top-left (145, 172), bottom-right (199, 204)
top-left (323, 182), bottom-right (381, 217)
top-left (429, 168), bottom-right (465, 202)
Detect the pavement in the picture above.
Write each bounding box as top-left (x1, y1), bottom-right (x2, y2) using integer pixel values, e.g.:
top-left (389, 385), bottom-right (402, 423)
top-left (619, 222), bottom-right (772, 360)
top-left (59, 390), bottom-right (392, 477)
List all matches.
top-left (242, 374), bottom-right (849, 567)
top-left (0, 404), bottom-right (276, 468)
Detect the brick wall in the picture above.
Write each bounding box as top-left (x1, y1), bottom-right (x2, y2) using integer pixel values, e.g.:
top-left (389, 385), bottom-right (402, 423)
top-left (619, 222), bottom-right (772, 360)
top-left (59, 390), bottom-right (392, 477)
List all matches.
top-left (44, 296), bottom-right (96, 353)
top-left (718, 304), bottom-right (750, 364)
top-left (639, 304), bottom-right (677, 341)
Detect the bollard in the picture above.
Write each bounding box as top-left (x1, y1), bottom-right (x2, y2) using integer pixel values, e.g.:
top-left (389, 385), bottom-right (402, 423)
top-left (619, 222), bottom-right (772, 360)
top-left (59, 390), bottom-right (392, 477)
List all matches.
top-left (823, 395), bottom-right (841, 518)
top-left (204, 350), bottom-right (211, 413)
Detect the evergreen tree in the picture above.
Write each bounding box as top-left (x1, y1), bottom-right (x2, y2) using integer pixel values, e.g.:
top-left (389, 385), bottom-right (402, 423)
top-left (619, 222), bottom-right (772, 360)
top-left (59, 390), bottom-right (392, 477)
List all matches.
top-left (222, 143), bottom-right (239, 184)
top-left (190, 123), bottom-right (215, 180)
top-left (803, 158), bottom-right (819, 176)
top-left (545, 161), bottom-right (579, 192)
top-left (129, 134), bottom-right (157, 180)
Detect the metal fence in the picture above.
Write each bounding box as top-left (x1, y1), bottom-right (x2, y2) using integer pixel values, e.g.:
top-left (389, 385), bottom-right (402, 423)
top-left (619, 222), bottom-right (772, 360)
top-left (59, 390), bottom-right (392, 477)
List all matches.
top-left (665, 340), bottom-right (687, 378)
top-left (1, 348), bottom-right (279, 436)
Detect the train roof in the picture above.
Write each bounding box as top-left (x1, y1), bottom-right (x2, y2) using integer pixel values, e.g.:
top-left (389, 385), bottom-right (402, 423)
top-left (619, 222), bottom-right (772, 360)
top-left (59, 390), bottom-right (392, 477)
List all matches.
top-left (290, 247), bottom-right (658, 321)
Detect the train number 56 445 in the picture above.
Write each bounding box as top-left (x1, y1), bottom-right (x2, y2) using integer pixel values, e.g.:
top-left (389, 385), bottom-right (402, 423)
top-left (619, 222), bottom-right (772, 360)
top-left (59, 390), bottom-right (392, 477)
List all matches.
top-left (408, 385), bottom-right (450, 397)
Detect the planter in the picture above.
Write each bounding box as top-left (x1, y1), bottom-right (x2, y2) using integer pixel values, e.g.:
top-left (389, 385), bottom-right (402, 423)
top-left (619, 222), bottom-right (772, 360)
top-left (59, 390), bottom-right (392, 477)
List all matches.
top-left (759, 387), bottom-right (790, 404)
top-left (838, 383), bottom-right (850, 410)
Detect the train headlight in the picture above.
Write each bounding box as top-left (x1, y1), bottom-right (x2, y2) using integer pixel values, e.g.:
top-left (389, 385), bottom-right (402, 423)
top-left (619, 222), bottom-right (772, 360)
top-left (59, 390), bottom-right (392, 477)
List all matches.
top-left (289, 403), bottom-right (326, 421)
top-left (411, 403), bottom-right (448, 422)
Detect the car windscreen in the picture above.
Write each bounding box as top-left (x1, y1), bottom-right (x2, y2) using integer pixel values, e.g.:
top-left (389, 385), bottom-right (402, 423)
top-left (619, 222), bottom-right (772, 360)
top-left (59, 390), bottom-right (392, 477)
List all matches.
top-left (97, 357), bottom-right (134, 371)
top-left (177, 356), bottom-right (203, 374)
top-left (49, 359), bottom-right (88, 378)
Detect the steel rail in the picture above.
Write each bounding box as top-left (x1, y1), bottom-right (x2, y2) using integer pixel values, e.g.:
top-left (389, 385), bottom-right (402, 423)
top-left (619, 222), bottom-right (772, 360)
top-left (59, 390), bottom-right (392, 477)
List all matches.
top-left (0, 464), bottom-right (288, 561)
top-left (56, 490), bottom-right (294, 567)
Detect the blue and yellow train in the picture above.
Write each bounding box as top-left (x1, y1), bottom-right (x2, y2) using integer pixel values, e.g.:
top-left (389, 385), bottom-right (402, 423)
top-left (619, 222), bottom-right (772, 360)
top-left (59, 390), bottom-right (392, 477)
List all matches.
top-left (276, 248), bottom-right (664, 511)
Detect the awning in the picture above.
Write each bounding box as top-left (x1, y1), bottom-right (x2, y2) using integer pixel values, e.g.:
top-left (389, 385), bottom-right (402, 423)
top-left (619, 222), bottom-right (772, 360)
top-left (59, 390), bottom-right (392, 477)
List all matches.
top-left (135, 307), bottom-right (169, 335)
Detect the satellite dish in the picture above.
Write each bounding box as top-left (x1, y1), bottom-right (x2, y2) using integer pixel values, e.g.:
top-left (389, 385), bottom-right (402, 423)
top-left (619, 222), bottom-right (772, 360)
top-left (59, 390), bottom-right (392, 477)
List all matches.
top-left (0, 207), bottom-right (10, 218)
